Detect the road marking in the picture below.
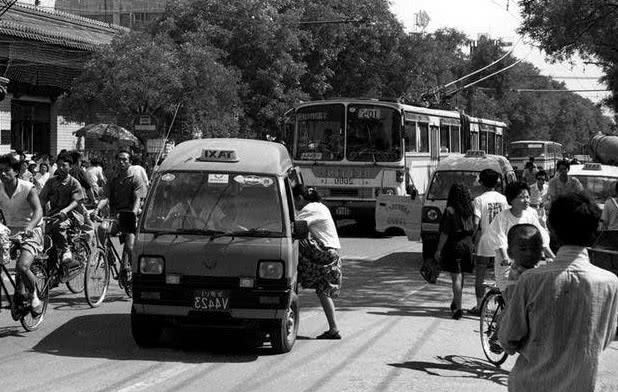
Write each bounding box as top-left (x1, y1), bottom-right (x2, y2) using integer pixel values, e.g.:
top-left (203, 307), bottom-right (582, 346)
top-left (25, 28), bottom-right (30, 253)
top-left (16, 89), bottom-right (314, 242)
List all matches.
top-left (399, 283), bottom-right (429, 302)
top-left (115, 364), bottom-right (200, 392)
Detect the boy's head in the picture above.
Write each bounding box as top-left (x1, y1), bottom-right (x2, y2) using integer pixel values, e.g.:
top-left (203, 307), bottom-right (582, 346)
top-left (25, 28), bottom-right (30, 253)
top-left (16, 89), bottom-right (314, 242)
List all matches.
top-left (507, 224), bottom-right (544, 269)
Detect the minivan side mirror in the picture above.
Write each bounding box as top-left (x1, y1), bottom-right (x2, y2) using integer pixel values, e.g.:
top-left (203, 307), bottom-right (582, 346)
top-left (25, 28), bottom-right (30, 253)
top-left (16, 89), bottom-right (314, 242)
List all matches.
top-left (292, 220), bottom-right (309, 240)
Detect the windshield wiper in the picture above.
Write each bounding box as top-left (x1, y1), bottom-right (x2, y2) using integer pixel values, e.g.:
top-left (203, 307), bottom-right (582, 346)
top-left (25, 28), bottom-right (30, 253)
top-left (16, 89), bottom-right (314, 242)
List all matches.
top-left (209, 228), bottom-right (277, 242)
top-left (152, 228), bottom-right (221, 238)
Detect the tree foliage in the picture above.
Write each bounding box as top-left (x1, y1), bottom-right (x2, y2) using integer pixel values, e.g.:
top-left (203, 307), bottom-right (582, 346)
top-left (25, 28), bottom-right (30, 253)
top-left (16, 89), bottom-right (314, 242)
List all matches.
top-left (61, 0), bottom-right (614, 152)
top-left (518, 0), bottom-right (618, 110)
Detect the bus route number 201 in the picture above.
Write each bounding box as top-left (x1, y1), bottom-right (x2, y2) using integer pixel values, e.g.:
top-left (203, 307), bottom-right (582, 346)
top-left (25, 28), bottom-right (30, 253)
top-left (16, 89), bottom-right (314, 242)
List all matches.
top-left (333, 177), bottom-right (353, 185)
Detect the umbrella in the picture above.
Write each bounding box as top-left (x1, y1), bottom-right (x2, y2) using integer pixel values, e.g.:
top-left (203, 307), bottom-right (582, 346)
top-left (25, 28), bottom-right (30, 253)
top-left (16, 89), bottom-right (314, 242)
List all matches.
top-left (74, 123), bottom-right (141, 146)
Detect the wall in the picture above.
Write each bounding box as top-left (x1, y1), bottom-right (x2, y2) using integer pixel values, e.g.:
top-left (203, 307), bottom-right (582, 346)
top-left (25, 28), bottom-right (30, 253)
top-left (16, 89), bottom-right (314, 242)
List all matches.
top-left (54, 103), bottom-right (82, 154)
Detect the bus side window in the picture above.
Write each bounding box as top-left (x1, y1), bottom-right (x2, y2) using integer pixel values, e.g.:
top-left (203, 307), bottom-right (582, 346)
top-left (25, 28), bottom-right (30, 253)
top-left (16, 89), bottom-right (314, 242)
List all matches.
top-left (404, 121), bottom-right (417, 152)
top-left (450, 126), bottom-right (460, 153)
top-left (419, 123), bottom-right (429, 152)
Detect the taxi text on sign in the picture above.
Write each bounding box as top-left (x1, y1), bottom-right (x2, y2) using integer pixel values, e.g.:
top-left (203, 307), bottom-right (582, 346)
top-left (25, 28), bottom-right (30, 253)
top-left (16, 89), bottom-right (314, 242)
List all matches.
top-left (197, 149), bottom-right (239, 162)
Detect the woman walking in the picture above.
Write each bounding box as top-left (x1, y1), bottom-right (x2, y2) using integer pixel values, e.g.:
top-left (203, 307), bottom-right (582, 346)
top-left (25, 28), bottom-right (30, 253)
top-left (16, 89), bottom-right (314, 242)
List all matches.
top-left (293, 184), bottom-right (343, 339)
top-left (488, 181), bottom-right (554, 298)
top-left (434, 184), bottom-right (476, 319)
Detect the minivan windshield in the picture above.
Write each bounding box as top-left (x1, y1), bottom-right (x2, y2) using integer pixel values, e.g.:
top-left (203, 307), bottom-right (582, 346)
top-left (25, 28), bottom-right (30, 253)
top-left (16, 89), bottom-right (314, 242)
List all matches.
top-left (572, 175), bottom-right (617, 205)
top-left (142, 171), bottom-right (284, 235)
top-left (427, 171), bottom-right (503, 200)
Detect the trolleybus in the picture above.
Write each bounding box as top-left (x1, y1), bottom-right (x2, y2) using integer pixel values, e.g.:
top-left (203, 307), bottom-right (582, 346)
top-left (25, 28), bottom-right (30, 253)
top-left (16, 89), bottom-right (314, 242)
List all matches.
top-left (280, 98), bottom-right (508, 233)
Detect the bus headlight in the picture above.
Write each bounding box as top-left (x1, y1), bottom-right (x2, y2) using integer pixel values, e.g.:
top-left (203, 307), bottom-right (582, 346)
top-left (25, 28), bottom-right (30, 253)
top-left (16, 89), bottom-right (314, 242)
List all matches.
top-left (258, 261), bottom-right (284, 279)
top-left (139, 256), bottom-right (165, 274)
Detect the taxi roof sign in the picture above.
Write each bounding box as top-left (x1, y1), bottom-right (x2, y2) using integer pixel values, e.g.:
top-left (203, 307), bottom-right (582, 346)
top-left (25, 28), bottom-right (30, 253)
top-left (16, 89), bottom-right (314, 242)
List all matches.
top-left (583, 162), bottom-right (602, 171)
top-left (197, 149), bottom-right (239, 162)
top-left (464, 150), bottom-right (486, 158)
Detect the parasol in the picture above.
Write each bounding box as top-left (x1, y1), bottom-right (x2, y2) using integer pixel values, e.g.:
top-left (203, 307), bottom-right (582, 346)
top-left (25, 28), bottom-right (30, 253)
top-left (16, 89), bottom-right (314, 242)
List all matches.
top-left (74, 123), bottom-right (141, 146)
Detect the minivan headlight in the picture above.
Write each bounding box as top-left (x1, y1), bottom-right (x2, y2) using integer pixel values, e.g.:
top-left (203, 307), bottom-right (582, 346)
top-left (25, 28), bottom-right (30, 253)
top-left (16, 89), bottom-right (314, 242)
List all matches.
top-left (258, 261), bottom-right (284, 279)
top-left (139, 256), bottom-right (165, 274)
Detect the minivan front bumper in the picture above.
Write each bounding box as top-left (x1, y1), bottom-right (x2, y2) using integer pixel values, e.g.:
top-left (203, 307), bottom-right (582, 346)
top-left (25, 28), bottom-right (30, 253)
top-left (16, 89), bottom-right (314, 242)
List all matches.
top-left (132, 274), bottom-right (293, 326)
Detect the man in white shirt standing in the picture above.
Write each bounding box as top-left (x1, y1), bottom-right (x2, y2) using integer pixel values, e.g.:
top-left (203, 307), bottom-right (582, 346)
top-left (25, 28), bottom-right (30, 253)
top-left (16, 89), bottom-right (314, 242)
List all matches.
top-left (529, 170), bottom-right (548, 226)
top-left (470, 169), bottom-right (508, 315)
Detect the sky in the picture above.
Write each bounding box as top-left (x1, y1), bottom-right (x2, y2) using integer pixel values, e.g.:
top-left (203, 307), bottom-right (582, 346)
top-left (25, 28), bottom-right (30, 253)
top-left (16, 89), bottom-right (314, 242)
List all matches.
top-left (389, 0), bottom-right (611, 108)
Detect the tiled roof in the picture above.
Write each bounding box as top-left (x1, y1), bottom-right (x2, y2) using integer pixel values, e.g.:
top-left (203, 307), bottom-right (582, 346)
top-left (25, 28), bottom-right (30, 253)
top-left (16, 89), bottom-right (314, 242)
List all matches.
top-left (0, 3), bottom-right (128, 50)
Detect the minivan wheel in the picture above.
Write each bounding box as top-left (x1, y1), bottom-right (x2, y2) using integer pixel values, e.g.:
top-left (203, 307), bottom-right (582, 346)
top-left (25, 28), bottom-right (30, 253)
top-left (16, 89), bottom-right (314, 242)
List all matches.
top-left (131, 308), bottom-right (163, 348)
top-left (270, 296), bottom-right (299, 354)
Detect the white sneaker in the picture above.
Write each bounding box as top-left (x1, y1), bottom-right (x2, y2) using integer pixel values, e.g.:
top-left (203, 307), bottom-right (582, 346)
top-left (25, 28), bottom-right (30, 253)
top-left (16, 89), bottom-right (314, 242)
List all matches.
top-left (62, 249), bottom-right (73, 264)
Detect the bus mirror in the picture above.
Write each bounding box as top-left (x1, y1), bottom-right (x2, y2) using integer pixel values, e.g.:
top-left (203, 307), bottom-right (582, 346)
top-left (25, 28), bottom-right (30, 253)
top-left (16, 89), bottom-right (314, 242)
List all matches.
top-left (293, 220), bottom-right (309, 240)
top-left (407, 185), bottom-right (418, 200)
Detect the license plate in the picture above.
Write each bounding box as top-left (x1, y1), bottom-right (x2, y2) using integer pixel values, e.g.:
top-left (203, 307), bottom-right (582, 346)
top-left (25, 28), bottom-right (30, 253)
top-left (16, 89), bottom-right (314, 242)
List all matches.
top-left (193, 290), bottom-right (230, 311)
top-left (335, 207), bottom-right (350, 216)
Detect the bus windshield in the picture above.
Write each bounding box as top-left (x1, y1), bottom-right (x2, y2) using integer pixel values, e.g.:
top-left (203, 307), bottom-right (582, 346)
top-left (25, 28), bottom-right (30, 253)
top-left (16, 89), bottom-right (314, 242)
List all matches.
top-left (509, 143), bottom-right (545, 158)
top-left (142, 171), bottom-right (284, 235)
top-left (346, 105), bottom-right (402, 162)
top-left (427, 171), bottom-right (503, 200)
top-left (573, 175), bottom-right (617, 205)
top-left (295, 104), bottom-right (345, 161)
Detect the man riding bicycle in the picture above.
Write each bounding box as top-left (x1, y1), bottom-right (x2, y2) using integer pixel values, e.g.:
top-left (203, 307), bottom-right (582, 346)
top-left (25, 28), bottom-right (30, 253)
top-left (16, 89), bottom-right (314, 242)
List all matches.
top-left (91, 150), bottom-right (146, 284)
top-left (0, 154), bottom-right (44, 315)
top-left (39, 151), bottom-right (88, 269)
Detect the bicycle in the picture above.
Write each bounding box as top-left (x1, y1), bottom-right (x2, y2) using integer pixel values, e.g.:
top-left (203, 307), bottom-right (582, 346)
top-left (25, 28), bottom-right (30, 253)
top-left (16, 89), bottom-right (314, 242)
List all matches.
top-left (0, 233), bottom-right (51, 331)
top-left (84, 217), bottom-right (131, 308)
top-left (40, 216), bottom-right (92, 296)
top-left (479, 286), bottom-right (509, 366)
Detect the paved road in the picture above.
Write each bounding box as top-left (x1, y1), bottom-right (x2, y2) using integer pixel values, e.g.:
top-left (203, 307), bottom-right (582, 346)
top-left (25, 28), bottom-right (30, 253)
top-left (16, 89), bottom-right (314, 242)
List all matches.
top-left (1, 226), bottom-right (617, 392)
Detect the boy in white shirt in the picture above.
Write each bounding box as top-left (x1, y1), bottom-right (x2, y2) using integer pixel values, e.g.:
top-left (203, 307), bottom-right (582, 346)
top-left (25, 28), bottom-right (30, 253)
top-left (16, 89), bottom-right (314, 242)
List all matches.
top-left (471, 169), bottom-right (508, 315)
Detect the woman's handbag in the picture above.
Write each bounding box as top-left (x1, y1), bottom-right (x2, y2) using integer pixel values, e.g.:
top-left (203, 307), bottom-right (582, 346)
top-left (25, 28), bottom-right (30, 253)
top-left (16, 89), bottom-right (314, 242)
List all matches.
top-left (420, 257), bottom-right (441, 284)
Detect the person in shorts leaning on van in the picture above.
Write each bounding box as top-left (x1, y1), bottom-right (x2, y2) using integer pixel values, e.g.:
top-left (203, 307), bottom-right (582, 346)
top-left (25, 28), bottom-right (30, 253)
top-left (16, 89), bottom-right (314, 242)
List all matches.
top-left (91, 150), bottom-right (146, 280)
top-left (470, 169), bottom-right (508, 315)
top-left (293, 184), bottom-right (343, 340)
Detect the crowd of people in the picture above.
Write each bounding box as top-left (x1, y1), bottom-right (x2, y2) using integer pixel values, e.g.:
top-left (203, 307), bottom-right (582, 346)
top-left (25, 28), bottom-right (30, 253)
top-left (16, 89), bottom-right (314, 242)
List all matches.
top-left (434, 159), bottom-right (618, 391)
top-left (0, 148), bottom-right (149, 316)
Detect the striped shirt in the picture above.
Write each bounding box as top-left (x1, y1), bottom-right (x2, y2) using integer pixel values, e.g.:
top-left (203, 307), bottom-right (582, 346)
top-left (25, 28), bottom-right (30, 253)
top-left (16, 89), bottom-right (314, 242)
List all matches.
top-left (499, 246), bottom-right (618, 392)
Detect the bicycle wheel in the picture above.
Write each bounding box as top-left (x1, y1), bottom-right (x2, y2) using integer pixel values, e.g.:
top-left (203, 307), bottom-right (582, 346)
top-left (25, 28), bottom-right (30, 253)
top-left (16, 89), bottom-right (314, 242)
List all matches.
top-left (84, 247), bottom-right (110, 308)
top-left (117, 243), bottom-right (132, 298)
top-left (21, 262), bottom-right (49, 331)
top-left (66, 239), bottom-right (89, 294)
top-left (479, 289), bottom-right (508, 366)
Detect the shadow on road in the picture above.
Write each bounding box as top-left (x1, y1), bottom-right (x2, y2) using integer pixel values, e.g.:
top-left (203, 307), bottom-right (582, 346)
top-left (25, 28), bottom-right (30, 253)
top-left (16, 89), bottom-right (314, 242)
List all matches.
top-left (389, 354), bottom-right (509, 386)
top-left (32, 313), bottom-right (264, 363)
top-left (0, 326), bottom-right (26, 338)
top-left (300, 251), bottom-right (454, 314)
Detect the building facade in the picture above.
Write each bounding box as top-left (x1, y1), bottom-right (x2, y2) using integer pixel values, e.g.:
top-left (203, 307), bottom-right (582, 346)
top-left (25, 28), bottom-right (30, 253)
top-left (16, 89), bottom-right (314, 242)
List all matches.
top-left (0, 2), bottom-right (124, 155)
top-left (30, 0), bottom-right (168, 30)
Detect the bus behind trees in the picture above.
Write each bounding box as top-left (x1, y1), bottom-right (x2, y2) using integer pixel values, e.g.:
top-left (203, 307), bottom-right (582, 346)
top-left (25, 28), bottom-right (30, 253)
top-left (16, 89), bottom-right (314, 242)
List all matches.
top-left (280, 98), bottom-right (508, 231)
top-left (508, 140), bottom-right (563, 177)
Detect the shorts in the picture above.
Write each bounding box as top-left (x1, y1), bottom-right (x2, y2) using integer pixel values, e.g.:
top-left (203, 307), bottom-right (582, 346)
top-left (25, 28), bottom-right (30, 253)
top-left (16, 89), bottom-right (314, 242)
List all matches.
top-left (20, 227), bottom-right (44, 257)
top-left (116, 211), bottom-right (137, 235)
top-left (441, 239), bottom-right (473, 274)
